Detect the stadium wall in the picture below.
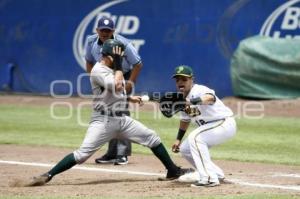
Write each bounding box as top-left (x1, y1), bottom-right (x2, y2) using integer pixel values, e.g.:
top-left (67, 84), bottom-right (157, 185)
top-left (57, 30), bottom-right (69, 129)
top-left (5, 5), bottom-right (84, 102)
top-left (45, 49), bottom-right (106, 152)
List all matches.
top-left (0, 0), bottom-right (299, 97)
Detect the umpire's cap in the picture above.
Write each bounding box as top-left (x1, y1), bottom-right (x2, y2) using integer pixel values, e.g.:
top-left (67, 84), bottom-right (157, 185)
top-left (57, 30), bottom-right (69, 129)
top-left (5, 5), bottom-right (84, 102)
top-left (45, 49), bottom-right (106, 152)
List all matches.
top-left (172, 65), bottom-right (194, 78)
top-left (102, 39), bottom-right (125, 56)
top-left (97, 16), bottom-right (115, 30)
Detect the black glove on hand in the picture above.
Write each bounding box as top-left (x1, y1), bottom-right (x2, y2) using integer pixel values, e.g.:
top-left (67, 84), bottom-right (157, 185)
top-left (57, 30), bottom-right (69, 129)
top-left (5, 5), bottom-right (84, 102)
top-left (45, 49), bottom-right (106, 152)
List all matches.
top-left (111, 44), bottom-right (125, 71)
top-left (113, 54), bottom-right (123, 71)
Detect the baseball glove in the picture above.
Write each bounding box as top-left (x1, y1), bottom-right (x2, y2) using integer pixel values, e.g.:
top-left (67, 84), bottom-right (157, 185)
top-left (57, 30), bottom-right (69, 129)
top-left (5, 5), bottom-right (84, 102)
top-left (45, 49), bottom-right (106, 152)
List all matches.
top-left (159, 92), bottom-right (186, 118)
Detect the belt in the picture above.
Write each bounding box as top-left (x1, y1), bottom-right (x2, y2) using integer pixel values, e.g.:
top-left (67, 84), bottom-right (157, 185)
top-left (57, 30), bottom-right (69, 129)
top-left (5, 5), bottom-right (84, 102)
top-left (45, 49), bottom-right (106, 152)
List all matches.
top-left (196, 118), bottom-right (225, 126)
top-left (206, 118), bottom-right (225, 124)
top-left (98, 110), bottom-right (129, 117)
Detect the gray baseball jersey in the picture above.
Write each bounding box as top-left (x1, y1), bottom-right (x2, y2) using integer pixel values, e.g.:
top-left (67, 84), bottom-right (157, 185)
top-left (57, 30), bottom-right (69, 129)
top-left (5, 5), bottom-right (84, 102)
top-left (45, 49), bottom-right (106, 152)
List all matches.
top-left (73, 62), bottom-right (160, 163)
top-left (90, 62), bottom-right (126, 113)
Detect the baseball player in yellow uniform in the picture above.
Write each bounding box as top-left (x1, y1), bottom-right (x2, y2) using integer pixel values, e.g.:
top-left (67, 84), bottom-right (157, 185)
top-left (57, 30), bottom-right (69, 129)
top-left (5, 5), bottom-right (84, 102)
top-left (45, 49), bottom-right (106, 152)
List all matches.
top-left (170, 65), bottom-right (237, 187)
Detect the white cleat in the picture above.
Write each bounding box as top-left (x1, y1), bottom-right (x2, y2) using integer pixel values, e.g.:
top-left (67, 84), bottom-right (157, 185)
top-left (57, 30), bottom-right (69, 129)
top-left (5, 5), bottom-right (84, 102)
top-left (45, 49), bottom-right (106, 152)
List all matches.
top-left (178, 171), bottom-right (200, 183)
top-left (191, 180), bottom-right (220, 188)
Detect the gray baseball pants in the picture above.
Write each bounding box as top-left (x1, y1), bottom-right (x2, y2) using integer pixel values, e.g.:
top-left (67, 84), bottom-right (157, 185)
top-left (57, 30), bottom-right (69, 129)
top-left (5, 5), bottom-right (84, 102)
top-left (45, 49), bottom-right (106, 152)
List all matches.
top-left (73, 115), bottom-right (161, 163)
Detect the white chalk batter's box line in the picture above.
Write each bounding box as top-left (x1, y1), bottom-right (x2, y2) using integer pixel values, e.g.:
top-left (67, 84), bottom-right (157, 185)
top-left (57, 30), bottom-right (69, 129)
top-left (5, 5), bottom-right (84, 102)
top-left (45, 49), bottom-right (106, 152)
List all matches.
top-left (0, 160), bottom-right (299, 192)
top-left (272, 173), bottom-right (300, 178)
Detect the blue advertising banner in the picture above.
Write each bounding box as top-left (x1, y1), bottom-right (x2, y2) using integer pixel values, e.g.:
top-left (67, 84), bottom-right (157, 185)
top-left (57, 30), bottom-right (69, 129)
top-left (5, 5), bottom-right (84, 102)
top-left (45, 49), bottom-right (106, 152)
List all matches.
top-left (0, 0), bottom-right (299, 97)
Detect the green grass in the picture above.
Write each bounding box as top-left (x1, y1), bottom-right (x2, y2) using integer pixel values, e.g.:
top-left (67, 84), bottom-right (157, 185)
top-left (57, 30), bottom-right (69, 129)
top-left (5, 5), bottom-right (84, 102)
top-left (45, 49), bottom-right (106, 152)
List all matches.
top-left (211, 116), bottom-right (300, 165)
top-left (0, 105), bottom-right (87, 148)
top-left (0, 104), bottom-right (300, 199)
top-left (0, 194), bottom-right (299, 199)
top-left (0, 104), bottom-right (300, 165)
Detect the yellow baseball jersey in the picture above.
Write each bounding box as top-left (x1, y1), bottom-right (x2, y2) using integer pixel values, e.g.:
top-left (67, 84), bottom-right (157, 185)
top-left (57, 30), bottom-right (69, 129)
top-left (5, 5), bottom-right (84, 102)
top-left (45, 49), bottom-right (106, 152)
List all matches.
top-left (180, 84), bottom-right (233, 125)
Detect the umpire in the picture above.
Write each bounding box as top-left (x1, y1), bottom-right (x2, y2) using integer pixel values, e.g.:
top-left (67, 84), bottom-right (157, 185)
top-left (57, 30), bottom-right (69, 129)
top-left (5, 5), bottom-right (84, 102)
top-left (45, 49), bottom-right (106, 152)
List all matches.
top-left (85, 16), bottom-right (142, 165)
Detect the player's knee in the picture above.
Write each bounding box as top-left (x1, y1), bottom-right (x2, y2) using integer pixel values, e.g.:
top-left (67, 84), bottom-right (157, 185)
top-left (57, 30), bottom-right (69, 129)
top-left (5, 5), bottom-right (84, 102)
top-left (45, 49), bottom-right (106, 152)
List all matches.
top-left (187, 134), bottom-right (195, 145)
top-left (188, 134), bottom-right (205, 146)
top-left (147, 134), bottom-right (161, 148)
top-left (73, 150), bottom-right (93, 164)
top-left (179, 145), bottom-right (189, 156)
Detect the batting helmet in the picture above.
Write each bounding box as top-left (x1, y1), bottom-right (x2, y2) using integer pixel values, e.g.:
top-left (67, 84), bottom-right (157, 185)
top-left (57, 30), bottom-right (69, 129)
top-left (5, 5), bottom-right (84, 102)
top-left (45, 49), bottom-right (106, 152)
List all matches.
top-left (102, 39), bottom-right (125, 56)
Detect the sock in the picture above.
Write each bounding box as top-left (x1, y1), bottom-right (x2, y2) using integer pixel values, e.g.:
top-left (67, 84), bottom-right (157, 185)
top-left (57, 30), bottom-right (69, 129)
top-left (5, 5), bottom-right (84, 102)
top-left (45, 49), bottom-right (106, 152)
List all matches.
top-left (48, 153), bottom-right (77, 177)
top-left (151, 143), bottom-right (178, 171)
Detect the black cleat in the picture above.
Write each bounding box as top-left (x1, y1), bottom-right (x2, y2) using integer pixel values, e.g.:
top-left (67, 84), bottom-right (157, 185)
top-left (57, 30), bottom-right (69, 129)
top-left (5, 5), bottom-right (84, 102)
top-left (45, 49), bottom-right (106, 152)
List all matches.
top-left (159, 167), bottom-right (194, 181)
top-left (27, 173), bottom-right (52, 186)
top-left (95, 154), bottom-right (116, 164)
top-left (114, 156), bottom-right (128, 165)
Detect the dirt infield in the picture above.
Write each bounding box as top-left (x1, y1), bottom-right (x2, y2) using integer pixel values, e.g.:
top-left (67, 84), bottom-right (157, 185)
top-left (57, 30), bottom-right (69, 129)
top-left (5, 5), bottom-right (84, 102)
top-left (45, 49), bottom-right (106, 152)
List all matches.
top-left (0, 95), bottom-right (300, 197)
top-left (0, 145), bottom-right (300, 198)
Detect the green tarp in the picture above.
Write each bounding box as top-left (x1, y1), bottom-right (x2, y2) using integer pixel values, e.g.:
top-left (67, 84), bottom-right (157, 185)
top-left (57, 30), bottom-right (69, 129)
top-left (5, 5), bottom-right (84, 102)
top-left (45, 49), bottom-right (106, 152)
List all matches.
top-left (231, 36), bottom-right (300, 99)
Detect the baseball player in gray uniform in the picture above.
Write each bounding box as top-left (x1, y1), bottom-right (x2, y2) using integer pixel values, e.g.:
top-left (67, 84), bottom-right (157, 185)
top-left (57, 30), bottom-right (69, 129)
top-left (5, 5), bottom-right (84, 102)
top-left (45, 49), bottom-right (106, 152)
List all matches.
top-left (27, 40), bottom-right (186, 186)
top-left (85, 16), bottom-right (142, 165)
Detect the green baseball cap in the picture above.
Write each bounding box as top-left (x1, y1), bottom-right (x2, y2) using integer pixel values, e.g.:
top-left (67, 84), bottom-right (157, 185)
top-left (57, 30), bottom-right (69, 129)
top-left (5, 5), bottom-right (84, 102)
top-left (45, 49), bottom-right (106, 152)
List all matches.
top-left (172, 65), bottom-right (194, 78)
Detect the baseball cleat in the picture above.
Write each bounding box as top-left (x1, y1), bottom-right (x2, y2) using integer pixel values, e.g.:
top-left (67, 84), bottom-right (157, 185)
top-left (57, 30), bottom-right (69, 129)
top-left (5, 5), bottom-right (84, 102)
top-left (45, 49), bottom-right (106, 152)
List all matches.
top-left (178, 171), bottom-right (200, 183)
top-left (218, 177), bottom-right (233, 184)
top-left (114, 156), bottom-right (128, 165)
top-left (95, 154), bottom-right (116, 164)
top-left (191, 180), bottom-right (220, 188)
top-left (26, 173), bottom-right (52, 186)
top-left (158, 167), bottom-right (194, 181)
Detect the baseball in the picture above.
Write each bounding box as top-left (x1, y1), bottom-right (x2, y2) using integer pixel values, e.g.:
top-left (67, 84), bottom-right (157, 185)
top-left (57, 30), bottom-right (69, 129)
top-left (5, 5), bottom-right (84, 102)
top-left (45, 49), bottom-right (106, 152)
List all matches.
top-left (141, 95), bottom-right (150, 102)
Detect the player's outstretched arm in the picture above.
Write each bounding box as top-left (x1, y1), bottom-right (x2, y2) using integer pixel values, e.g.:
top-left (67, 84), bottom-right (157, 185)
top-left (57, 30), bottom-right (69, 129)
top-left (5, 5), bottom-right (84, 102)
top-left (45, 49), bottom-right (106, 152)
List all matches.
top-left (127, 94), bottom-right (150, 104)
top-left (112, 45), bottom-right (125, 93)
top-left (189, 94), bottom-right (216, 105)
top-left (127, 96), bottom-right (142, 104)
top-left (114, 70), bottom-right (124, 92)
